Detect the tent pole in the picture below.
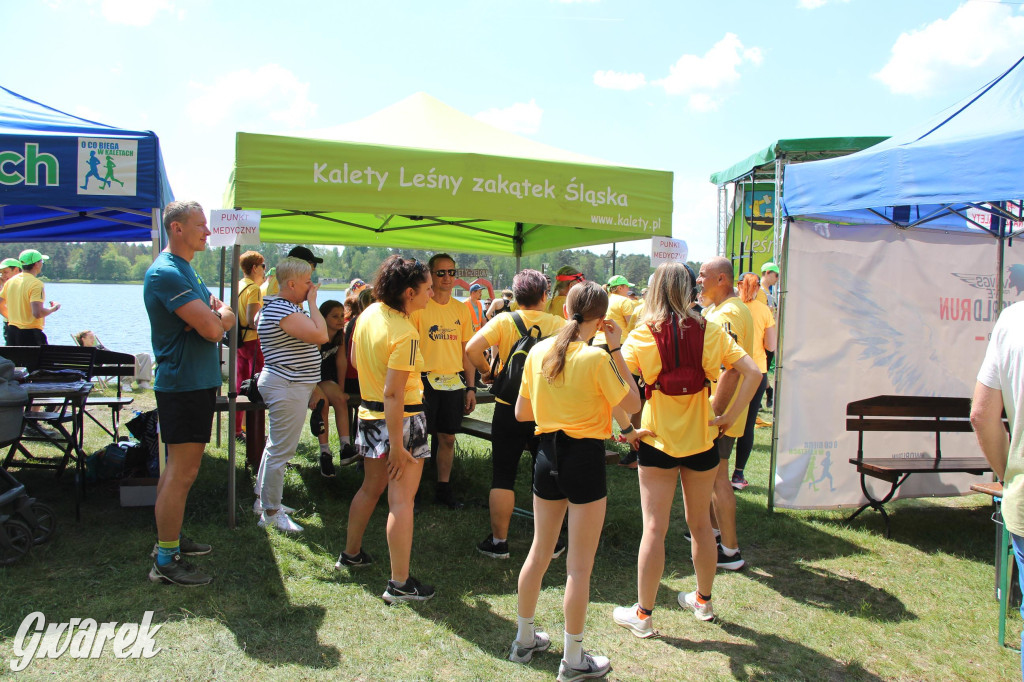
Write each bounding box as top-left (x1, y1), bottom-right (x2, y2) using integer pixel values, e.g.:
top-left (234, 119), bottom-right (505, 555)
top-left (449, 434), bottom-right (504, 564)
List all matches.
top-left (227, 244), bottom-right (241, 530)
top-left (717, 184), bottom-right (728, 259)
top-left (514, 222), bottom-right (523, 271)
top-left (997, 205), bottom-right (1006, 313)
top-left (151, 208), bottom-right (161, 260)
top-left (766, 217), bottom-right (790, 514)
top-left (773, 158), bottom-right (783, 264)
top-left (215, 249), bottom-right (226, 449)
top-left (612, 243), bottom-right (617, 275)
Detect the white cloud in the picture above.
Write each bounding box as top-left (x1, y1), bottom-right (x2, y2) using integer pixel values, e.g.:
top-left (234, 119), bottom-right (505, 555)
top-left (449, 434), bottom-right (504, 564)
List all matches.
top-left (101, 0), bottom-right (174, 26)
top-left (593, 70), bottom-right (647, 91)
top-left (875, 3), bottom-right (1024, 95)
top-left (474, 99), bottom-right (543, 135)
top-left (798, 0), bottom-right (850, 9)
top-left (186, 64), bottom-right (317, 129)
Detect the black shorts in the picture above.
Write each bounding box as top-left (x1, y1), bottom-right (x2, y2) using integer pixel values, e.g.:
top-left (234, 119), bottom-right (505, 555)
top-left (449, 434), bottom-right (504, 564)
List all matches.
top-left (422, 379), bottom-right (464, 435)
top-left (155, 388), bottom-right (217, 444)
top-left (490, 400), bottom-right (539, 490)
top-left (533, 431), bottom-right (607, 505)
top-left (9, 326), bottom-right (47, 346)
top-left (716, 435), bottom-right (736, 461)
top-left (344, 378), bottom-right (359, 396)
top-left (637, 440), bottom-right (719, 472)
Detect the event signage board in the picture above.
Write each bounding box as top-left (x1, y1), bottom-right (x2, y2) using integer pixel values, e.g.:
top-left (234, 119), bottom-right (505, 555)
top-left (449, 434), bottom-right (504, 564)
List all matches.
top-left (774, 221), bottom-right (1024, 509)
top-left (0, 134), bottom-right (154, 206)
top-left (209, 210), bottom-right (261, 247)
top-left (650, 237), bottom-right (687, 267)
top-left (230, 133), bottom-right (672, 248)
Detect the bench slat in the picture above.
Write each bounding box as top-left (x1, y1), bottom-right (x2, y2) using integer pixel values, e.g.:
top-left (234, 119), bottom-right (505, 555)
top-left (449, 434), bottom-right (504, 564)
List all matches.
top-left (845, 418), bottom-right (974, 433)
top-left (847, 395), bottom-right (971, 418)
top-left (851, 456), bottom-right (990, 475)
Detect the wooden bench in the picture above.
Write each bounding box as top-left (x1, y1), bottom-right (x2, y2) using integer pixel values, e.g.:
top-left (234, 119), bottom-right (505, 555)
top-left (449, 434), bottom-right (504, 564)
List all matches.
top-left (847, 395), bottom-right (992, 536)
top-left (213, 395), bottom-right (266, 470)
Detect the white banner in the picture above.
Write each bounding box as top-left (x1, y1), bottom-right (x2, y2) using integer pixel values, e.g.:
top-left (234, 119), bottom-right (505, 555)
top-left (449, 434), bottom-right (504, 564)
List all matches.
top-left (209, 210), bottom-right (261, 247)
top-left (651, 236), bottom-right (687, 267)
top-left (775, 221), bottom-right (1024, 509)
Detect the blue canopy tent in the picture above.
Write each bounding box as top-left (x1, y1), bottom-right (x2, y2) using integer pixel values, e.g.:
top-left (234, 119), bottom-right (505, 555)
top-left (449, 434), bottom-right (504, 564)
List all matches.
top-left (0, 85), bottom-right (173, 242)
top-left (766, 55), bottom-right (1024, 512)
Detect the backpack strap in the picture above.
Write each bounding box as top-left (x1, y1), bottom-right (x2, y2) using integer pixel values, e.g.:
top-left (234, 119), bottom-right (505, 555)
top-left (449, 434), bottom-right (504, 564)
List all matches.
top-left (510, 311), bottom-right (529, 338)
top-left (237, 283), bottom-right (255, 332)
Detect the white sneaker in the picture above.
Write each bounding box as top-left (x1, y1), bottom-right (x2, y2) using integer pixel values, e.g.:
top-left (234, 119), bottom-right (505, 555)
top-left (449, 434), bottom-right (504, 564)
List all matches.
top-left (138, 380), bottom-right (152, 390)
top-left (508, 630), bottom-right (551, 663)
top-left (612, 604), bottom-right (656, 638)
top-left (253, 499), bottom-right (296, 516)
top-left (557, 651), bottom-right (610, 681)
top-left (679, 590), bottom-right (714, 621)
top-left (258, 511), bottom-right (303, 533)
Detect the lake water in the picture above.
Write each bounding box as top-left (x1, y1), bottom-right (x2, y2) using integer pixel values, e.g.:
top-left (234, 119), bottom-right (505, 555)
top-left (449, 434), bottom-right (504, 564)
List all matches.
top-left (28, 283), bottom-right (352, 358)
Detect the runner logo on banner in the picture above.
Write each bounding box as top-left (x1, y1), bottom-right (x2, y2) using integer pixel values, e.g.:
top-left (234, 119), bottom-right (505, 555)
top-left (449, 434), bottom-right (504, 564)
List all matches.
top-left (650, 236), bottom-right (687, 267)
top-left (210, 210), bottom-right (261, 247)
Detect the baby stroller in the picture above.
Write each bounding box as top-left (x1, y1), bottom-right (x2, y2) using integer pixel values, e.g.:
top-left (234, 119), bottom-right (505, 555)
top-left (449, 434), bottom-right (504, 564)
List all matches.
top-left (0, 467), bottom-right (57, 566)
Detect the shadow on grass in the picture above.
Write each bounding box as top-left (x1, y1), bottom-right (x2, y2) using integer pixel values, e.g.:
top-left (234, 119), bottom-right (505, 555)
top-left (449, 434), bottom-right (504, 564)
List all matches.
top-left (659, 620), bottom-right (884, 681)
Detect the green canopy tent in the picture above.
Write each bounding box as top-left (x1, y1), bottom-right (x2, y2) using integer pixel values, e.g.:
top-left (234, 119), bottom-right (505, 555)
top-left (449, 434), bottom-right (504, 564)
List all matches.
top-left (710, 137), bottom-right (887, 276)
top-left (217, 93), bottom-right (673, 525)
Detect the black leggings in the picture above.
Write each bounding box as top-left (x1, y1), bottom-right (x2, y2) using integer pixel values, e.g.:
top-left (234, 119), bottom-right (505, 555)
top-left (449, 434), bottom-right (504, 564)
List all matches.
top-left (735, 373), bottom-right (768, 472)
top-left (490, 400), bottom-right (539, 490)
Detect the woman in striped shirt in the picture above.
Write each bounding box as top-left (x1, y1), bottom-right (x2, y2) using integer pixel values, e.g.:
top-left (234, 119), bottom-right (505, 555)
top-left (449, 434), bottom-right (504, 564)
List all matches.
top-left (254, 257), bottom-right (328, 533)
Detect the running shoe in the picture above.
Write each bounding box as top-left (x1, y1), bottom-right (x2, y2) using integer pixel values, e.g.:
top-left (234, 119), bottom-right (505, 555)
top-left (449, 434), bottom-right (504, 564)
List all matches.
top-left (476, 534), bottom-right (510, 559)
top-left (682, 528), bottom-right (721, 545)
top-left (716, 546), bottom-right (745, 571)
top-left (319, 451), bottom-right (336, 478)
top-left (618, 450), bottom-right (638, 469)
top-left (258, 511), bottom-right (303, 533)
top-left (252, 499), bottom-right (295, 516)
top-left (730, 472), bottom-right (749, 490)
top-left (148, 554), bottom-right (212, 587)
top-left (552, 536), bottom-right (568, 559)
top-left (309, 399), bottom-right (326, 436)
top-left (556, 651), bottom-right (611, 681)
top-left (508, 630), bottom-right (551, 663)
top-left (149, 534), bottom-right (211, 559)
top-left (435, 486), bottom-right (464, 510)
top-left (334, 549), bottom-right (373, 569)
top-left (338, 442), bottom-right (359, 466)
top-left (382, 576), bottom-right (435, 604)
top-left (612, 604), bottom-right (656, 638)
top-left (679, 590), bottom-right (715, 621)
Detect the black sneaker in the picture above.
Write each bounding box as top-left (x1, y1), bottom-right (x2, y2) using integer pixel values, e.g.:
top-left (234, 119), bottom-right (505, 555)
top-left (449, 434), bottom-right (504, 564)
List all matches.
top-left (310, 399), bottom-right (326, 436)
top-left (477, 534), bottom-right (510, 559)
top-left (338, 442), bottom-right (358, 466)
top-left (235, 431), bottom-right (246, 443)
top-left (683, 528), bottom-right (721, 545)
top-left (148, 553), bottom-right (212, 586)
top-left (319, 451), bottom-right (336, 478)
top-left (382, 575), bottom-right (435, 604)
top-left (149, 535), bottom-right (212, 558)
top-left (435, 486), bottom-right (464, 510)
top-left (552, 536), bottom-right (567, 559)
top-left (618, 450), bottom-right (638, 469)
top-left (334, 548), bottom-right (373, 569)
top-left (716, 546), bottom-right (745, 571)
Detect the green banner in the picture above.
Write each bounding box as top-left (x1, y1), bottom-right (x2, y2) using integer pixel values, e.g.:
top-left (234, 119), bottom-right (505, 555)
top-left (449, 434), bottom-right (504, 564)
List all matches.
top-left (726, 182), bottom-right (775, 277)
top-left (226, 133), bottom-right (673, 256)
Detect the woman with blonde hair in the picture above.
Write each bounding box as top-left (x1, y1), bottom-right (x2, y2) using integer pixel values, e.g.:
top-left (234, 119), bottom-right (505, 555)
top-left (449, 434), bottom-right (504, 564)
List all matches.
top-left (731, 272), bottom-right (777, 489)
top-left (511, 280), bottom-right (640, 681)
top-left (612, 262), bottom-right (760, 633)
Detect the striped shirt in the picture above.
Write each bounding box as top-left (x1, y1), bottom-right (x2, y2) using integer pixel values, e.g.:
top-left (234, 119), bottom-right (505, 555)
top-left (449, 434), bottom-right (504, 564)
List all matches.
top-left (258, 298), bottom-right (321, 383)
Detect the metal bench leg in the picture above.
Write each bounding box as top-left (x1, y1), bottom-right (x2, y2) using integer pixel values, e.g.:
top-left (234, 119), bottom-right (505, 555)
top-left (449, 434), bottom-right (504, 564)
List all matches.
top-left (1000, 520), bottom-right (1020, 650)
top-left (849, 473), bottom-right (907, 537)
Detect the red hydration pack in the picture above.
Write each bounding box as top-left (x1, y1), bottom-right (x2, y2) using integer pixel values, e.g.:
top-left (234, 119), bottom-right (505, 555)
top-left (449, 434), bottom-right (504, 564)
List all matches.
top-left (645, 313), bottom-right (709, 399)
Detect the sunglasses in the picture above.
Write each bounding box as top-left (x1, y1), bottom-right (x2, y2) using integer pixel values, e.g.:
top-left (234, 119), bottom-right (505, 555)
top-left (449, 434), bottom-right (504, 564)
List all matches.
top-left (256, 263), bottom-right (267, 269)
top-left (433, 268), bottom-right (456, 278)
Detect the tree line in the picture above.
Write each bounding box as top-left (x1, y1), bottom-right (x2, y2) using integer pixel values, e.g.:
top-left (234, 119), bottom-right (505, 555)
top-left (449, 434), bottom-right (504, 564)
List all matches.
top-left (2, 241), bottom-right (701, 292)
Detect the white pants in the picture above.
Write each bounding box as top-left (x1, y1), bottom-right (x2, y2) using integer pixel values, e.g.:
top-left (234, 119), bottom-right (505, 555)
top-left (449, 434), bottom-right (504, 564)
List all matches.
top-left (134, 353), bottom-right (153, 382)
top-left (255, 371), bottom-right (316, 511)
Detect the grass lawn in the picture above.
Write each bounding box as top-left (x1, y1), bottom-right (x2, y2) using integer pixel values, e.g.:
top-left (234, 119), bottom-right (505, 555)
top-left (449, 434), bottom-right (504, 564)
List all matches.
top-left (0, 388), bottom-right (1019, 680)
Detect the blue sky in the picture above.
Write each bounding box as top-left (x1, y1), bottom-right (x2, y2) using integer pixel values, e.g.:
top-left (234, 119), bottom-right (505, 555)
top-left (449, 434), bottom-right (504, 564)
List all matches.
top-left (7, 0), bottom-right (1024, 260)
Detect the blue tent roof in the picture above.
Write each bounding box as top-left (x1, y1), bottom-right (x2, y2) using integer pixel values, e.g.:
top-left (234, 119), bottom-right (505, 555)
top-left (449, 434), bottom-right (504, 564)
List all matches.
top-left (0, 85), bottom-right (173, 242)
top-left (783, 55), bottom-right (1024, 233)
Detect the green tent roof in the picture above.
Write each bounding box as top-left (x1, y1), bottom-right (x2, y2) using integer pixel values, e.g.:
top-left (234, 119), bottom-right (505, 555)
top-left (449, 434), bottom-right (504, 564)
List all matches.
top-left (709, 137), bottom-right (888, 186)
top-left (224, 94), bottom-right (673, 256)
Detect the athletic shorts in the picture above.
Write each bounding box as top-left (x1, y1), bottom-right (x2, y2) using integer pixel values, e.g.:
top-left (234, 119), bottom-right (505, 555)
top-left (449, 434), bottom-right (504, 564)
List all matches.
top-left (533, 431), bottom-right (607, 505)
top-left (9, 327), bottom-right (47, 346)
top-left (637, 440), bottom-right (719, 472)
top-left (355, 412), bottom-right (430, 460)
top-left (154, 388), bottom-right (217, 444)
top-left (490, 400), bottom-right (538, 490)
top-left (422, 379), bottom-right (464, 434)
top-left (716, 435), bottom-right (737, 461)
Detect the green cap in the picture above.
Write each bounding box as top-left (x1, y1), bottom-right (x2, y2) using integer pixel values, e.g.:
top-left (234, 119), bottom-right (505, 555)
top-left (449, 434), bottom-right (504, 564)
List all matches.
top-left (761, 261), bottom-right (780, 275)
top-left (19, 249), bottom-right (49, 267)
top-left (0, 258), bottom-right (21, 269)
top-left (607, 274), bottom-right (635, 288)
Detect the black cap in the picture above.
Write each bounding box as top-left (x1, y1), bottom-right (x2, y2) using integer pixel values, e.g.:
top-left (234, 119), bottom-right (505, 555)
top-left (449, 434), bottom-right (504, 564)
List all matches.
top-left (287, 246), bottom-right (323, 265)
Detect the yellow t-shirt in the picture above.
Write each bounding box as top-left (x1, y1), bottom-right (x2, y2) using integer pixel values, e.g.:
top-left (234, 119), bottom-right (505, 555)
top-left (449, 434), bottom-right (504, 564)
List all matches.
top-left (1, 273), bottom-right (44, 330)
top-left (742, 298), bottom-right (775, 373)
top-left (353, 302), bottom-right (424, 420)
top-left (409, 296), bottom-right (473, 376)
top-left (547, 294), bottom-right (567, 319)
top-left (480, 309), bottom-right (566, 404)
top-left (623, 319), bottom-right (746, 458)
top-left (703, 296), bottom-right (755, 438)
top-left (237, 277), bottom-right (263, 343)
top-left (261, 272), bottom-right (279, 298)
top-left (593, 292), bottom-right (635, 346)
top-left (519, 337), bottom-right (629, 439)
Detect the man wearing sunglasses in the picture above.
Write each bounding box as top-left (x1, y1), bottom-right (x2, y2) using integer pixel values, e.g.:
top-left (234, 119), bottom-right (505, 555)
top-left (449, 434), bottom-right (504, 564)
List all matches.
top-left (410, 253), bottom-right (476, 509)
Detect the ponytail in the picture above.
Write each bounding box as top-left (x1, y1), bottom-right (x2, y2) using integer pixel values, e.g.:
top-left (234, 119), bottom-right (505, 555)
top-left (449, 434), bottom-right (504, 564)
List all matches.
top-left (541, 281), bottom-right (608, 381)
